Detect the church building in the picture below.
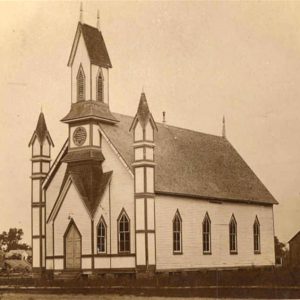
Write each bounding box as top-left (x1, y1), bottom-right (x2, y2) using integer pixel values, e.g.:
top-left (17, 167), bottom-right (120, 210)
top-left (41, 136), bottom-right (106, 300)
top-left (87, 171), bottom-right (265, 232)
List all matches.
top-left (29, 16), bottom-right (278, 275)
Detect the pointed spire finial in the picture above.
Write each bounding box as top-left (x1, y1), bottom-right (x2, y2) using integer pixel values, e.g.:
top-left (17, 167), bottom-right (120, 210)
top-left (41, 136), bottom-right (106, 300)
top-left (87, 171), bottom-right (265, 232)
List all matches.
top-left (142, 86), bottom-right (145, 93)
top-left (97, 9), bottom-right (100, 30)
top-left (40, 104), bottom-right (43, 113)
top-left (163, 111), bottom-right (166, 124)
top-left (79, 2), bottom-right (83, 23)
top-left (222, 115), bottom-right (226, 138)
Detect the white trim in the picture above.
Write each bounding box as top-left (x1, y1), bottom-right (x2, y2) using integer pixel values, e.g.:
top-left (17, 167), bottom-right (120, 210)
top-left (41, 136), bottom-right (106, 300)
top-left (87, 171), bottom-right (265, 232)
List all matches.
top-left (98, 125), bottom-right (134, 178)
top-left (42, 140), bottom-right (68, 190)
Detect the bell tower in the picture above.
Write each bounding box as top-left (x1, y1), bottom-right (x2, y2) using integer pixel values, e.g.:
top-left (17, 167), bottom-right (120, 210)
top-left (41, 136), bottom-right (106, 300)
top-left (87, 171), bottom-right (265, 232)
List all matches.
top-left (130, 93), bottom-right (157, 271)
top-left (62, 21), bottom-right (118, 161)
top-left (28, 112), bottom-right (54, 272)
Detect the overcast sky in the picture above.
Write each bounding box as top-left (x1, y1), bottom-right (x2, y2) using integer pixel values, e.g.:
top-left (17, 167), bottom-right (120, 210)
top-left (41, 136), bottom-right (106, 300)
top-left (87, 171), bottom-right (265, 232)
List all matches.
top-left (0, 1), bottom-right (300, 244)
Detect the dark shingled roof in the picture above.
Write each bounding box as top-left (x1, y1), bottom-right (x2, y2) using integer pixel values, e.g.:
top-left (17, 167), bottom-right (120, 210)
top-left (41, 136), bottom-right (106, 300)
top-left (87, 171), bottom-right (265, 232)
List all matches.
top-left (61, 100), bottom-right (119, 124)
top-left (62, 149), bottom-right (105, 163)
top-left (100, 113), bottom-right (277, 205)
top-left (61, 162), bottom-right (112, 216)
top-left (68, 23), bottom-right (112, 68)
top-left (28, 112), bottom-right (54, 147)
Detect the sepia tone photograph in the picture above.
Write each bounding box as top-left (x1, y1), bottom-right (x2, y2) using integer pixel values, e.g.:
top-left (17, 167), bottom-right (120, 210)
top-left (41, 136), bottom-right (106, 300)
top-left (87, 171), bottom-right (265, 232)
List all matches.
top-left (0, 0), bottom-right (300, 299)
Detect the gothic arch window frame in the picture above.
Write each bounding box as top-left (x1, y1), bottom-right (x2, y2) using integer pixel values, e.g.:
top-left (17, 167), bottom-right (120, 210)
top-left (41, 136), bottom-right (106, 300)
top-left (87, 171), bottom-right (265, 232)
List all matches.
top-left (229, 214), bottom-right (238, 254)
top-left (253, 216), bottom-right (261, 254)
top-left (173, 209), bottom-right (182, 254)
top-left (76, 64), bottom-right (86, 102)
top-left (202, 212), bottom-right (211, 254)
top-left (117, 208), bottom-right (130, 253)
top-left (96, 216), bottom-right (107, 254)
top-left (96, 68), bottom-right (104, 102)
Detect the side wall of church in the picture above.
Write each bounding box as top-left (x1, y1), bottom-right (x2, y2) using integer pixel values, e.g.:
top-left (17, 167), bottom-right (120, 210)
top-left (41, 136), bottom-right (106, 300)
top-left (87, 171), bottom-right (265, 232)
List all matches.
top-left (101, 133), bottom-right (136, 269)
top-left (155, 194), bottom-right (275, 271)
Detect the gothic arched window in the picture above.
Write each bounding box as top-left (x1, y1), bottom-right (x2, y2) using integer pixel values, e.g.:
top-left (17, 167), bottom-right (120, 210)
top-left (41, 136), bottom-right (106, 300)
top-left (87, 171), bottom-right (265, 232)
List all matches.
top-left (253, 216), bottom-right (260, 254)
top-left (96, 69), bottom-right (104, 102)
top-left (118, 209), bottom-right (130, 253)
top-left (97, 217), bottom-right (106, 253)
top-left (229, 214), bottom-right (237, 254)
top-left (77, 64), bottom-right (85, 102)
top-left (202, 213), bottom-right (211, 254)
top-left (173, 210), bottom-right (182, 254)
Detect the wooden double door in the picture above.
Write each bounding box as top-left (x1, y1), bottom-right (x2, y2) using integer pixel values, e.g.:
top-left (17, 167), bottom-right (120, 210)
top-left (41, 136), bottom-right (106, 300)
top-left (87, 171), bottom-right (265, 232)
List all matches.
top-left (65, 222), bottom-right (81, 269)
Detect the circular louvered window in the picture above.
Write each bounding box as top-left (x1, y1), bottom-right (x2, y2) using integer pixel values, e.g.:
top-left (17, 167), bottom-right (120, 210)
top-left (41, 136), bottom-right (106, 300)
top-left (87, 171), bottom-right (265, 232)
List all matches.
top-left (73, 126), bottom-right (87, 146)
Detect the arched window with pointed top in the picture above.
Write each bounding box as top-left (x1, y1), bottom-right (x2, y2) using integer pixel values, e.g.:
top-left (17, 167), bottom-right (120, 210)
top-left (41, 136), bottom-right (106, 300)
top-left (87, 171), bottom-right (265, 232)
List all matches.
top-left (253, 216), bottom-right (261, 254)
top-left (202, 213), bottom-right (211, 254)
top-left (118, 209), bottom-right (130, 253)
top-left (97, 216), bottom-right (106, 254)
top-left (77, 64), bottom-right (85, 102)
top-left (173, 210), bottom-right (182, 254)
top-left (229, 214), bottom-right (237, 254)
top-left (96, 69), bottom-right (104, 102)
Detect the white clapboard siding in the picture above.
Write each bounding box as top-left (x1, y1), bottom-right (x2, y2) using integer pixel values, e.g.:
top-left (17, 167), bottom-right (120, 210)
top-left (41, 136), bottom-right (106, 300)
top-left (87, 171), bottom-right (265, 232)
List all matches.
top-left (54, 183), bottom-right (91, 256)
top-left (46, 162), bottom-right (67, 220)
top-left (93, 184), bottom-right (110, 255)
top-left (101, 135), bottom-right (135, 255)
top-left (155, 194), bottom-right (275, 270)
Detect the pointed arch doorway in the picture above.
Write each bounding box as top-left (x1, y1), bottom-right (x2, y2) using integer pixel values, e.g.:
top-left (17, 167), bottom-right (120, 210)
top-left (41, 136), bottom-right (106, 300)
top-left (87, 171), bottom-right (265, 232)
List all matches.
top-left (64, 220), bottom-right (81, 269)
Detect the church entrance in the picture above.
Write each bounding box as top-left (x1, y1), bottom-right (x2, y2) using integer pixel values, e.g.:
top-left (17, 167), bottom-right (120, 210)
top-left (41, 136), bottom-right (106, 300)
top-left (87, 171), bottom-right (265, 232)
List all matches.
top-left (65, 221), bottom-right (81, 269)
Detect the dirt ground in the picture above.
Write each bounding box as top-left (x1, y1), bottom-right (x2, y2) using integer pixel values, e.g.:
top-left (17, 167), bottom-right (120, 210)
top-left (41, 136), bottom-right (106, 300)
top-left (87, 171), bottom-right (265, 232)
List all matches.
top-left (0, 295), bottom-right (215, 300)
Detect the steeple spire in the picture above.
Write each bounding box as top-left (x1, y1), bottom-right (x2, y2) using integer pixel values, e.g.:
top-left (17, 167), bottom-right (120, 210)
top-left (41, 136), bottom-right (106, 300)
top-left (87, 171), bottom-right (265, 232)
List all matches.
top-left (222, 115), bottom-right (226, 138)
top-left (97, 10), bottom-right (100, 30)
top-left (79, 2), bottom-right (83, 23)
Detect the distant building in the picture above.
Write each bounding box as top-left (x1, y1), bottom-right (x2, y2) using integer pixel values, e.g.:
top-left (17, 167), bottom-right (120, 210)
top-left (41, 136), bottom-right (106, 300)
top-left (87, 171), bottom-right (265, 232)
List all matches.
top-left (28, 15), bottom-right (278, 275)
top-left (288, 231), bottom-right (300, 266)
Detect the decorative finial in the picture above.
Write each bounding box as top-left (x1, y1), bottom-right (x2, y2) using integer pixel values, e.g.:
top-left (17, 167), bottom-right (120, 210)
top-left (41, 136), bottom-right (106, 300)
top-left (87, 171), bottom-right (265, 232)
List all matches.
top-left (222, 115), bottom-right (226, 138)
top-left (97, 9), bottom-right (100, 30)
top-left (142, 86), bottom-right (145, 93)
top-left (163, 111), bottom-right (166, 124)
top-left (41, 104), bottom-right (43, 113)
top-left (79, 2), bottom-right (83, 23)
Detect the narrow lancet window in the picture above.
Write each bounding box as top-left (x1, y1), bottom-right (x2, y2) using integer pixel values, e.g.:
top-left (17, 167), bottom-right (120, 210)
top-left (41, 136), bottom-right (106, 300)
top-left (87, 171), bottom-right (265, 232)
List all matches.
top-left (202, 213), bottom-right (211, 254)
top-left (97, 217), bottom-right (106, 253)
top-left (96, 70), bottom-right (104, 102)
top-left (77, 65), bottom-right (85, 101)
top-left (173, 210), bottom-right (182, 254)
top-left (118, 210), bottom-right (130, 253)
top-left (253, 216), bottom-right (261, 254)
top-left (229, 214), bottom-right (237, 254)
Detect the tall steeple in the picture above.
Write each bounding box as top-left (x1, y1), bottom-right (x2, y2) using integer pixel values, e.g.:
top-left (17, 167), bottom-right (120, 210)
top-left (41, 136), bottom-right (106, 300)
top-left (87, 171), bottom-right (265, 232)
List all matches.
top-left (130, 93), bottom-right (157, 270)
top-left (28, 112), bottom-right (54, 272)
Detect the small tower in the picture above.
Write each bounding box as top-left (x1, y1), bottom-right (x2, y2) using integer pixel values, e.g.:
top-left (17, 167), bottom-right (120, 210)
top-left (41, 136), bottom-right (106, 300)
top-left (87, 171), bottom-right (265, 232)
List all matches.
top-left (28, 112), bottom-right (54, 272)
top-left (130, 93), bottom-right (157, 271)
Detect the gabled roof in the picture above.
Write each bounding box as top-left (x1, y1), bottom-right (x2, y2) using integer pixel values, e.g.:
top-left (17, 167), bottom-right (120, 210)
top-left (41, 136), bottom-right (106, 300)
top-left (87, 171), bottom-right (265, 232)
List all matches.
top-left (28, 112), bottom-right (54, 147)
top-left (68, 22), bottom-right (112, 68)
top-left (101, 113), bottom-right (278, 205)
top-left (61, 100), bottom-right (119, 124)
top-left (49, 162), bottom-right (112, 222)
top-left (289, 231), bottom-right (300, 244)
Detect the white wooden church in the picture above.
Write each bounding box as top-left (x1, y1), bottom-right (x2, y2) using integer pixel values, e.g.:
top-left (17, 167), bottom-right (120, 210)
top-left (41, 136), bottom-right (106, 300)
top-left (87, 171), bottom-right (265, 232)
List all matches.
top-left (28, 16), bottom-right (278, 275)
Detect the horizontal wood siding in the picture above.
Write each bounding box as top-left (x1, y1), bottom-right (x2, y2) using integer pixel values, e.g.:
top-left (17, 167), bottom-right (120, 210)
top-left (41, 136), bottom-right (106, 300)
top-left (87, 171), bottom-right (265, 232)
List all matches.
top-left (156, 195), bottom-right (275, 270)
top-left (54, 183), bottom-right (91, 256)
top-left (46, 162), bottom-right (67, 220)
top-left (102, 135), bottom-right (135, 255)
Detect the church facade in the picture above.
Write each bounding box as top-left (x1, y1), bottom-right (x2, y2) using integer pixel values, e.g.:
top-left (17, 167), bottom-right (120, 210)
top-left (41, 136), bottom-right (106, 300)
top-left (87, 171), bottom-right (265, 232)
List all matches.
top-left (29, 20), bottom-right (278, 275)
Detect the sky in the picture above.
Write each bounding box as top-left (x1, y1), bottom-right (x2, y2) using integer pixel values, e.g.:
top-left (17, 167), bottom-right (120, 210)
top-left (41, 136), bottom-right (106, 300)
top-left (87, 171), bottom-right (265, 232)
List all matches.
top-left (0, 1), bottom-right (300, 244)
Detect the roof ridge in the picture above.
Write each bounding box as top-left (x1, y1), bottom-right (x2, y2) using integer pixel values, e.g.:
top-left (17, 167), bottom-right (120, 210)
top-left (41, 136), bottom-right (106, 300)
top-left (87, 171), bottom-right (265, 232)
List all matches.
top-left (112, 111), bottom-right (224, 139)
